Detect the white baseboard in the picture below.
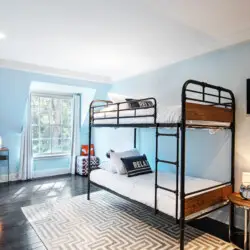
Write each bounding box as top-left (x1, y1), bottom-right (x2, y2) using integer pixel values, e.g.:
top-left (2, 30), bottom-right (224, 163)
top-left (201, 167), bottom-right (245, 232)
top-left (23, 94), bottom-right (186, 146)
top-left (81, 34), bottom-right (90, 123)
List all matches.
top-left (0, 169), bottom-right (71, 182)
top-left (33, 168), bottom-right (70, 178)
top-left (0, 173), bottom-right (18, 183)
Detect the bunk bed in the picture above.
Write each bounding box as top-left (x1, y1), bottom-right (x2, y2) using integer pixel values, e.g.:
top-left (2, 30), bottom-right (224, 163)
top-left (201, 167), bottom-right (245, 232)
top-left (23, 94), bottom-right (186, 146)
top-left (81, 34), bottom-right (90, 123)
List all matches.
top-left (87, 79), bottom-right (235, 250)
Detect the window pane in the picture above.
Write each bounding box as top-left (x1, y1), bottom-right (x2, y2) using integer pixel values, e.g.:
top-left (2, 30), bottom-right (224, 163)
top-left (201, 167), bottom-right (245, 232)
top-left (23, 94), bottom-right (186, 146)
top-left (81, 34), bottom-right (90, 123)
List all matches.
top-left (40, 112), bottom-right (50, 125)
top-left (52, 98), bottom-right (61, 112)
top-left (62, 100), bottom-right (72, 126)
top-left (31, 110), bottom-right (39, 125)
top-left (62, 139), bottom-right (71, 152)
top-left (40, 125), bottom-right (50, 138)
top-left (30, 94), bottom-right (73, 157)
top-left (40, 97), bottom-right (51, 111)
top-left (32, 139), bottom-right (39, 154)
top-left (32, 126), bottom-right (39, 139)
top-left (40, 139), bottom-right (51, 154)
top-left (31, 96), bottom-right (39, 108)
top-left (51, 125), bottom-right (61, 138)
top-left (62, 114), bottom-right (71, 126)
top-left (62, 99), bottom-right (72, 111)
top-left (62, 127), bottom-right (72, 138)
top-left (51, 112), bottom-right (61, 125)
top-left (52, 138), bottom-right (62, 153)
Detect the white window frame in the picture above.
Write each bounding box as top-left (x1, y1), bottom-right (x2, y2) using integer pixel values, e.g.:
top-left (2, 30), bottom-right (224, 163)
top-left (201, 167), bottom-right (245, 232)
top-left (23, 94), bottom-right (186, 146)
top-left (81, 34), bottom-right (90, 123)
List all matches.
top-left (31, 92), bottom-right (74, 159)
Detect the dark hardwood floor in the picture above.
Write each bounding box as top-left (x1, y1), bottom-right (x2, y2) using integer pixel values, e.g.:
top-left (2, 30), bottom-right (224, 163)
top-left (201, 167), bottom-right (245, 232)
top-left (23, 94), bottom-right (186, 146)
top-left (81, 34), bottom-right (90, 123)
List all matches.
top-left (0, 175), bottom-right (100, 250)
top-left (0, 175), bottom-right (241, 249)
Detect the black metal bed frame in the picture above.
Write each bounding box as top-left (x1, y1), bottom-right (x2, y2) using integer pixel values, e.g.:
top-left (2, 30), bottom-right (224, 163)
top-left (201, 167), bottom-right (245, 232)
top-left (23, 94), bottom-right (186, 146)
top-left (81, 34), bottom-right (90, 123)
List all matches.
top-left (87, 79), bottom-right (235, 250)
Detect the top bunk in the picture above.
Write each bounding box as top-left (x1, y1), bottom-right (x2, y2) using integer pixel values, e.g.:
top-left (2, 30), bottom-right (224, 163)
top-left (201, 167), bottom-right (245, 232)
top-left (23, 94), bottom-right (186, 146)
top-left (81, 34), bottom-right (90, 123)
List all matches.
top-left (89, 80), bottom-right (235, 129)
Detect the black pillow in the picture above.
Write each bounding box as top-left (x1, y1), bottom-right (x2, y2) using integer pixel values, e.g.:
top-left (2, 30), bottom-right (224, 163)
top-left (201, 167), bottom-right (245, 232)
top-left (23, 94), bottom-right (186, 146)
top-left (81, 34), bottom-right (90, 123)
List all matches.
top-left (121, 154), bottom-right (152, 177)
top-left (126, 98), bottom-right (140, 109)
top-left (126, 98), bottom-right (153, 109)
top-left (138, 100), bottom-right (153, 108)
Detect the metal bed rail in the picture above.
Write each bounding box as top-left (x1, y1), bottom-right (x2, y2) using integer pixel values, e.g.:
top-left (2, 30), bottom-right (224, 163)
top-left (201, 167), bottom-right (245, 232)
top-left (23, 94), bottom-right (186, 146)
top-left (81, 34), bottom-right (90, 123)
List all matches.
top-left (87, 80), bottom-right (235, 250)
top-left (154, 124), bottom-right (180, 224)
top-left (185, 201), bottom-right (230, 222)
top-left (90, 97), bottom-right (157, 126)
top-left (184, 80), bottom-right (234, 108)
top-left (179, 79), bottom-right (235, 250)
top-left (185, 181), bottom-right (232, 197)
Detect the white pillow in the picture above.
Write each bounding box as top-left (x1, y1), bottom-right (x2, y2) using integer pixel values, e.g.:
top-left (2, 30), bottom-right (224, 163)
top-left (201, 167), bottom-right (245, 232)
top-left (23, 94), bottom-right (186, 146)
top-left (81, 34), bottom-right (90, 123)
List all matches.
top-left (108, 94), bottom-right (130, 110)
top-left (109, 94), bottom-right (127, 103)
top-left (99, 161), bottom-right (117, 173)
top-left (110, 149), bottom-right (140, 175)
top-left (99, 103), bottom-right (129, 112)
top-left (99, 105), bottom-right (117, 112)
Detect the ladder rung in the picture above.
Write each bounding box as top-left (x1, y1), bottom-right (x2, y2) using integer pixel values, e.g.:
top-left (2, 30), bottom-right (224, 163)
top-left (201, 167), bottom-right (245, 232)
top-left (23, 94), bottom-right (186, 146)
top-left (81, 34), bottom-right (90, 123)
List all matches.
top-left (157, 159), bottom-right (177, 165)
top-left (157, 185), bottom-right (176, 193)
top-left (157, 133), bottom-right (177, 137)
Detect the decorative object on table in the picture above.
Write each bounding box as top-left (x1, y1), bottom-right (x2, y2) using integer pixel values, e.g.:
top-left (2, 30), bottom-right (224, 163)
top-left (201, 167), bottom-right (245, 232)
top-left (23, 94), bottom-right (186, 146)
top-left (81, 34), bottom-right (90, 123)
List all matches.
top-left (81, 144), bottom-right (95, 156)
top-left (240, 172), bottom-right (250, 200)
top-left (76, 155), bottom-right (99, 176)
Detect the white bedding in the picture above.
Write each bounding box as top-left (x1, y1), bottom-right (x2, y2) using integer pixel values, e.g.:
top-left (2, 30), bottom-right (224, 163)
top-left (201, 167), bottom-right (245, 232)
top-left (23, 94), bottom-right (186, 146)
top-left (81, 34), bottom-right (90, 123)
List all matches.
top-left (93, 105), bottom-right (230, 126)
top-left (90, 169), bottom-right (222, 218)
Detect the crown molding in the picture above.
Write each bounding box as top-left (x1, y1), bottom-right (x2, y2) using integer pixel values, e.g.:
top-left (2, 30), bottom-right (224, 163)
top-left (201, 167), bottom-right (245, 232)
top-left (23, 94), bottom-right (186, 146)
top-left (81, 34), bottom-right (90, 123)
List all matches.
top-left (0, 59), bottom-right (112, 84)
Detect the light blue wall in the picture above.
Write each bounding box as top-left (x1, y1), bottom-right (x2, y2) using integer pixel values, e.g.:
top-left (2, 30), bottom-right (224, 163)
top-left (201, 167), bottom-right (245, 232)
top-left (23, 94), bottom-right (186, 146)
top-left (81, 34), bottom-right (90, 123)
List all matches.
top-left (99, 41), bottom-right (250, 189)
top-left (0, 68), bottom-right (111, 175)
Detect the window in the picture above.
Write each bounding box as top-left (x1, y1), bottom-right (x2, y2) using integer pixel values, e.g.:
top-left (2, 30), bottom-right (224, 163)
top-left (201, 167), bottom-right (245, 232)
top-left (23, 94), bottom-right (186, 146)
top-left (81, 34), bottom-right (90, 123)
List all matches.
top-left (31, 94), bottom-right (73, 157)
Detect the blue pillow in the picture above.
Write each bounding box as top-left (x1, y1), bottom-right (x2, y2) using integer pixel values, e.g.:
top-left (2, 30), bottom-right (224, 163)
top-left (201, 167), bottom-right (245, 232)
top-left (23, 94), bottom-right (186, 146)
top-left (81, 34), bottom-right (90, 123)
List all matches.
top-left (121, 154), bottom-right (152, 177)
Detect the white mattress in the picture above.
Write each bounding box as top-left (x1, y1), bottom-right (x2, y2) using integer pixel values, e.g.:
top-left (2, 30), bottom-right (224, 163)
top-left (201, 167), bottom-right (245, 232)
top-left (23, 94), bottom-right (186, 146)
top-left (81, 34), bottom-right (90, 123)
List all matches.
top-left (90, 169), bottom-right (222, 219)
top-left (93, 105), bottom-right (230, 127)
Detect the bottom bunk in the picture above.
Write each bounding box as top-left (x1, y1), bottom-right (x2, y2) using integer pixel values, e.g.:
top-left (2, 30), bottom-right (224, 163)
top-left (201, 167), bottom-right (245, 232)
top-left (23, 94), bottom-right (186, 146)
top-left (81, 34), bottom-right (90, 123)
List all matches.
top-left (90, 169), bottom-right (231, 219)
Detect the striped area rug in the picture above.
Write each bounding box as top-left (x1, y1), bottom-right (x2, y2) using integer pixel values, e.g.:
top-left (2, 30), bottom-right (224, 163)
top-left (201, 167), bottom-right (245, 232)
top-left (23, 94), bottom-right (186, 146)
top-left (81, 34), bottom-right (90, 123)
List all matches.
top-left (22, 191), bottom-right (234, 250)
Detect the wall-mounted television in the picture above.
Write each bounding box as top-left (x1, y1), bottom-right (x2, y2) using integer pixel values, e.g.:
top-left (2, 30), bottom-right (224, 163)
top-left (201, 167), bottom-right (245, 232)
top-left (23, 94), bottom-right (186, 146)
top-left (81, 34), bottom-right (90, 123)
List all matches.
top-left (247, 79), bottom-right (250, 114)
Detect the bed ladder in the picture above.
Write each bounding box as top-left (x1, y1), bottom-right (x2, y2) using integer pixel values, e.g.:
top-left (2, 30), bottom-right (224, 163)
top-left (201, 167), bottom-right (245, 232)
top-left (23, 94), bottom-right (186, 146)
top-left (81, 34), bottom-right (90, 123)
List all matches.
top-left (154, 124), bottom-right (180, 223)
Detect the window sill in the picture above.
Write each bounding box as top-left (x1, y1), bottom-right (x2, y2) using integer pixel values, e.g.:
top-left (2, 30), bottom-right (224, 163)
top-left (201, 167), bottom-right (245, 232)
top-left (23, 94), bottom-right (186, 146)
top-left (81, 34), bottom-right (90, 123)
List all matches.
top-left (34, 154), bottom-right (71, 160)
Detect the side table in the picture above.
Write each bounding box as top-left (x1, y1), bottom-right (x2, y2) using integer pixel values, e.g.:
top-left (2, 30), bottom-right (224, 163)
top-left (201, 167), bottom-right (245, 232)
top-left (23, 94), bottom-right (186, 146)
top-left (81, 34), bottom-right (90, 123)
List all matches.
top-left (0, 147), bottom-right (9, 183)
top-left (228, 192), bottom-right (250, 250)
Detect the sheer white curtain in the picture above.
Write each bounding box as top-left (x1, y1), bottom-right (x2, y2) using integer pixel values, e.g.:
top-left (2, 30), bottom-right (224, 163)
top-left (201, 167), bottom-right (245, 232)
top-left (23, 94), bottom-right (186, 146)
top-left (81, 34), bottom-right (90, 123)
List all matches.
top-left (19, 95), bottom-right (33, 180)
top-left (70, 94), bottom-right (81, 174)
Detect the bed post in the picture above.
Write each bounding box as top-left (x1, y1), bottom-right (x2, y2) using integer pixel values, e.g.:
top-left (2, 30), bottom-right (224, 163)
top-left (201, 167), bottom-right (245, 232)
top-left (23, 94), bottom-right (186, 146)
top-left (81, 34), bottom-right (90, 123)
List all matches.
top-left (175, 124), bottom-right (180, 224)
top-left (180, 81), bottom-right (189, 250)
top-left (87, 102), bottom-right (93, 200)
top-left (229, 90), bottom-right (236, 241)
top-left (154, 124), bottom-right (159, 215)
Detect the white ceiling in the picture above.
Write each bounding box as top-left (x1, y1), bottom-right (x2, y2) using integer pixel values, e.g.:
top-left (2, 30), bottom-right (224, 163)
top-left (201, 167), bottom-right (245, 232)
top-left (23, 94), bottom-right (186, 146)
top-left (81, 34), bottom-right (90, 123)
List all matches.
top-left (0, 0), bottom-right (250, 82)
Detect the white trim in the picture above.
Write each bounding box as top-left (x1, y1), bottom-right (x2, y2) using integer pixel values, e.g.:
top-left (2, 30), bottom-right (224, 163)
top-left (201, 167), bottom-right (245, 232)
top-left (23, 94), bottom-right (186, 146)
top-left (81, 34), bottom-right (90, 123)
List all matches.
top-left (31, 92), bottom-right (73, 99)
top-left (33, 154), bottom-right (71, 160)
top-left (0, 173), bottom-right (18, 183)
top-left (33, 168), bottom-right (70, 178)
top-left (0, 59), bottom-right (112, 83)
top-left (31, 81), bottom-right (97, 125)
top-left (0, 169), bottom-right (71, 182)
